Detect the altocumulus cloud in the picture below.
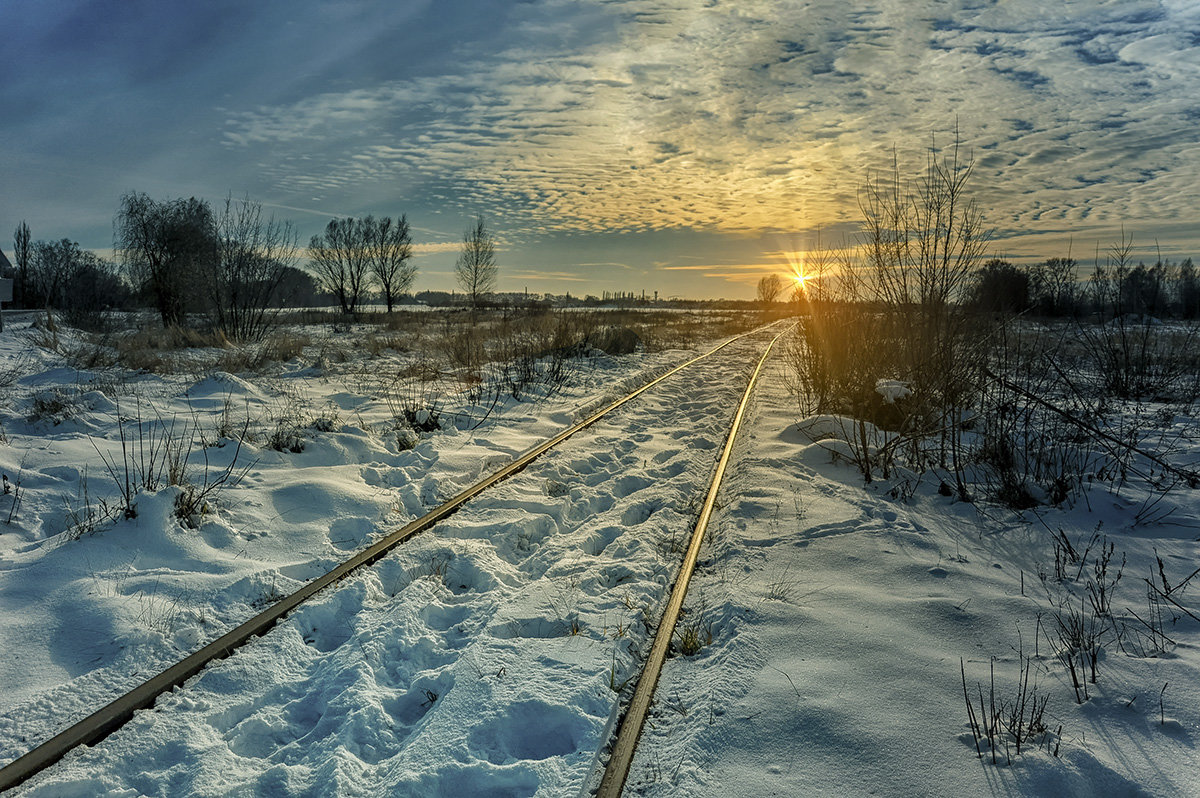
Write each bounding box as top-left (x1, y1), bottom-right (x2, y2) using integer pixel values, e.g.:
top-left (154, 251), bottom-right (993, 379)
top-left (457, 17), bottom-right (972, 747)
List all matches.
top-left (219, 0), bottom-right (1200, 255)
top-left (4, 0), bottom-right (1199, 271)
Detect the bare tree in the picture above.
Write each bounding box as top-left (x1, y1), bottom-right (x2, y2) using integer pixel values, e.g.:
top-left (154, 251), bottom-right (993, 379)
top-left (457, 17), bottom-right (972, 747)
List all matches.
top-left (455, 215), bottom-right (497, 309)
top-left (115, 192), bottom-right (216, 328)
top-left (29, 239), bottom-right (73, 308)
top-left (757, 273), bottom-right (784, 305)
top-left (13, 221), bottom-right (31, 309)
top-left (208, 196), bottom-right (300, 341)
top-left (309, 217), bottom-right (373, 314)
top-left (855, 129), bottom-right (992, 497)
top-left (365, 214), bottom-right (416, 313)
top-left (1027, 256), bottom-right (1078, 316)
top-left (26, 239), bottom-right (126, 327)
top-left (859, 133), bottom-right (988, 312)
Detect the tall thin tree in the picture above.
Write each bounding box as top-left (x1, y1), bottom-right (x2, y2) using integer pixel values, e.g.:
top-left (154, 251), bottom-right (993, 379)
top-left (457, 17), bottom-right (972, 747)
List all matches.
top-left (455, 215), bottom-right (497, 309)
top-left (13, 221), bottom-right (31, 309)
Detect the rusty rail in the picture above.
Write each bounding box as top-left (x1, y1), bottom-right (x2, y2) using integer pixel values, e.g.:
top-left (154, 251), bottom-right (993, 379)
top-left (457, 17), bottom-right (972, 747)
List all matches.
top-left (594, 329), bottom-right (784, 797)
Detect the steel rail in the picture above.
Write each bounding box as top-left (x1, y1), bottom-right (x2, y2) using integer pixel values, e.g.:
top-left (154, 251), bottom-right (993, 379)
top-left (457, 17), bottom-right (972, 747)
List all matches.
top-left (594, 329), bottom-right (784, 798)
top-left (0, 326), bottom-right (772, 794)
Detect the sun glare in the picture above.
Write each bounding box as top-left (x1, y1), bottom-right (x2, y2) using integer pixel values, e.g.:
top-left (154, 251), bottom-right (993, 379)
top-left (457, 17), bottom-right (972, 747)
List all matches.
top-left (774, 240), bottom-right (833, 298)
top-left (784, 252), bottom-right (810, 295)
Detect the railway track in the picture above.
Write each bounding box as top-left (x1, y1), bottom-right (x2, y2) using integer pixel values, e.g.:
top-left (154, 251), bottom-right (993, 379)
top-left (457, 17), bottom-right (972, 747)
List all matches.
top-left (1, 325), bottom-right (785, 795)
top-left (592, 329), bottom-right (782, 796)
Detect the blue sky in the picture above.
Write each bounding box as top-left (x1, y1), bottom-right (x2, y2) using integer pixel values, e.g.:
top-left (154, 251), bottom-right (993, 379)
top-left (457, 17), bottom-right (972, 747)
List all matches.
top-left (3, 0), bottom-right (1199, 299)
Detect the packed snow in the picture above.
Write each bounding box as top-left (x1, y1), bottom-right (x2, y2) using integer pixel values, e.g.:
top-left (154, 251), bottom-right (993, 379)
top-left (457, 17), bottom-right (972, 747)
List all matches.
top-left (0, 311), bottom-right (1197, 797)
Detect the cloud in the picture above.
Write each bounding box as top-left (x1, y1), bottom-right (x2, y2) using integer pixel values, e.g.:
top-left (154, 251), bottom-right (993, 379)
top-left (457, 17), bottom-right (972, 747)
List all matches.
top-left (6, 0), bottom-right (1200, 276)
top-left (412, 242), bottom-right (461, 256)
top-left (213, 0), bottom-right (1200, 258)
top-left (663, 263), bottom-right (784, 272)
top-left (574, 261), bottom-right (634, 270)
top-left (506, 269), bottom-right (590, 282)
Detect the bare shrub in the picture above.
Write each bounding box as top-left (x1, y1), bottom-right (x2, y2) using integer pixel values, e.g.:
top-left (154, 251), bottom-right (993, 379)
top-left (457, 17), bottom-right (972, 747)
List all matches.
top-left (207, 195), bottom-right (300, 342)
top-left (30, 311), bottom-right (60, 351)
top-left (61, 468), bottom-right (120, 541)
top-left (970, 321), bottom-right (1104, 507)
top-left (785, 143), bottom-right (1200, 514)
top-left (29, 388), bottom-right (80, 425)
top-left (173, 431), bottom-right (250, 529)
top-left (1079, 319), bottom-right (1200, 402)
top-left (263, 397), bottom-right (309, 453)
top-left (785, 133), bottom-right (993, 492)
top-left (961, 655), bottom-right (1056, 764)
top-left (675, 614), bottom-right (713, 656)
top-left (1081, 232), bottom-right (1200, 401)
top-left (385, 360), bottom-right (445, 433)
top-left (0, 349), bottom-right (30, 388)
top-left (92, 402), bottom-right (194, 518)
top-left (69, 397), bottom-right (246, 532)
top-left (1127, 553), bottom-right (1200, 658)
top-left (1034, 528), bottom-right (1131, 702)
top-left (439, 326), bottom-right (486, 376)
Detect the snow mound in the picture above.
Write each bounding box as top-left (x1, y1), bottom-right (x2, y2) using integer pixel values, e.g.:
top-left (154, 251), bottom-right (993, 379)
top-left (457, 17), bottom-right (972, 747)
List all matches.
top-left (18, 366), bottom-right (93, 387)
top-left (185, 371), bottom-right (266, 401)
top-left (788, 414), bottom-right (882, 443)
top-left (875, 379), bottom-right (911, 404)
top-left (78, 390), bottom-right (118, 415)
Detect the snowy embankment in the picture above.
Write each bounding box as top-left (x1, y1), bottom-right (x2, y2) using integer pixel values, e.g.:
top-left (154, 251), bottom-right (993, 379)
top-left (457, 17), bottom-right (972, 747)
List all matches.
top-left (0, 312), bottom-right (771, 795)
top-left (627, 353), bottom-right (1200, 797)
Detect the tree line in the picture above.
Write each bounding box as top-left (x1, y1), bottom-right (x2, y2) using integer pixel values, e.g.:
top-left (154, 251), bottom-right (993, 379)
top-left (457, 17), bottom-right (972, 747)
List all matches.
top-left (755, 250), bottom-right (1200, 320)
top-left (4, 195), bottom-right (499, 340)
top-left (970, 251), bottom-right (1200, 320)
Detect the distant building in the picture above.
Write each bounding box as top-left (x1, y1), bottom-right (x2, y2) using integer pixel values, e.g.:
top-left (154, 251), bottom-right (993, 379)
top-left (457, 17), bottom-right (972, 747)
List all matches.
top-left (0, 249), bottom-right (12, 330)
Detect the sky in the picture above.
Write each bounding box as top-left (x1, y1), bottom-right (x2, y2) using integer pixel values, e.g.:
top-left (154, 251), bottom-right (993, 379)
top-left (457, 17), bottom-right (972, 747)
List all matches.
top-left (2, 0), bottom-right (1199, 300)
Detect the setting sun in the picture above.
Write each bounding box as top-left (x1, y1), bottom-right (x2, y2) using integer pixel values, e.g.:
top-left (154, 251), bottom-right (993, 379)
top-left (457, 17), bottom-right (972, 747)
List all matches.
top-left (778, 248), bottom-right (812, 295)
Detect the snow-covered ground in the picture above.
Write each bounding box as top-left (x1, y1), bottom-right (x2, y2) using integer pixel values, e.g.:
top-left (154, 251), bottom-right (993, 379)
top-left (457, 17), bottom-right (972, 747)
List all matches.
top-left (622, 354), bottom-right (1200, 797)
top-left (1, 312), bottom-right (1198, 796)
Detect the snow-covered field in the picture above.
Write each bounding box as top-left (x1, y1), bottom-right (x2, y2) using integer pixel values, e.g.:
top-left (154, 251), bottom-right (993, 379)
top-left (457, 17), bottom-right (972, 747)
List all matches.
top-left (624, 355), bottom-right (1200, 796)
top-left (1, 311), bottom-right (1198, 796)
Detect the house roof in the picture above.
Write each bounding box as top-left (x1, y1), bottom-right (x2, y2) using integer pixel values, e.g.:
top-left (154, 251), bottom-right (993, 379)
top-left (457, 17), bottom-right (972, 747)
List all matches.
top-left (0, 248), bottom-right (11, 274)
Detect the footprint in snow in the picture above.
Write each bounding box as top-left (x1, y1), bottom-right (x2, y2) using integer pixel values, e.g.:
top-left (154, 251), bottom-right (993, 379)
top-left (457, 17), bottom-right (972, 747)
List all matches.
top-left (467, 700), bottom-right (584, 764)
top-left (420, 601), bottom-right (474, 633)
top-left (582, 525), bottom-right (621, 556)
top-left (328, 516), bottom-right (375, 552)
top-left (386, 671), bottom-right (455, 728)
top-left (621, 501), bottom-right (659, 526)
